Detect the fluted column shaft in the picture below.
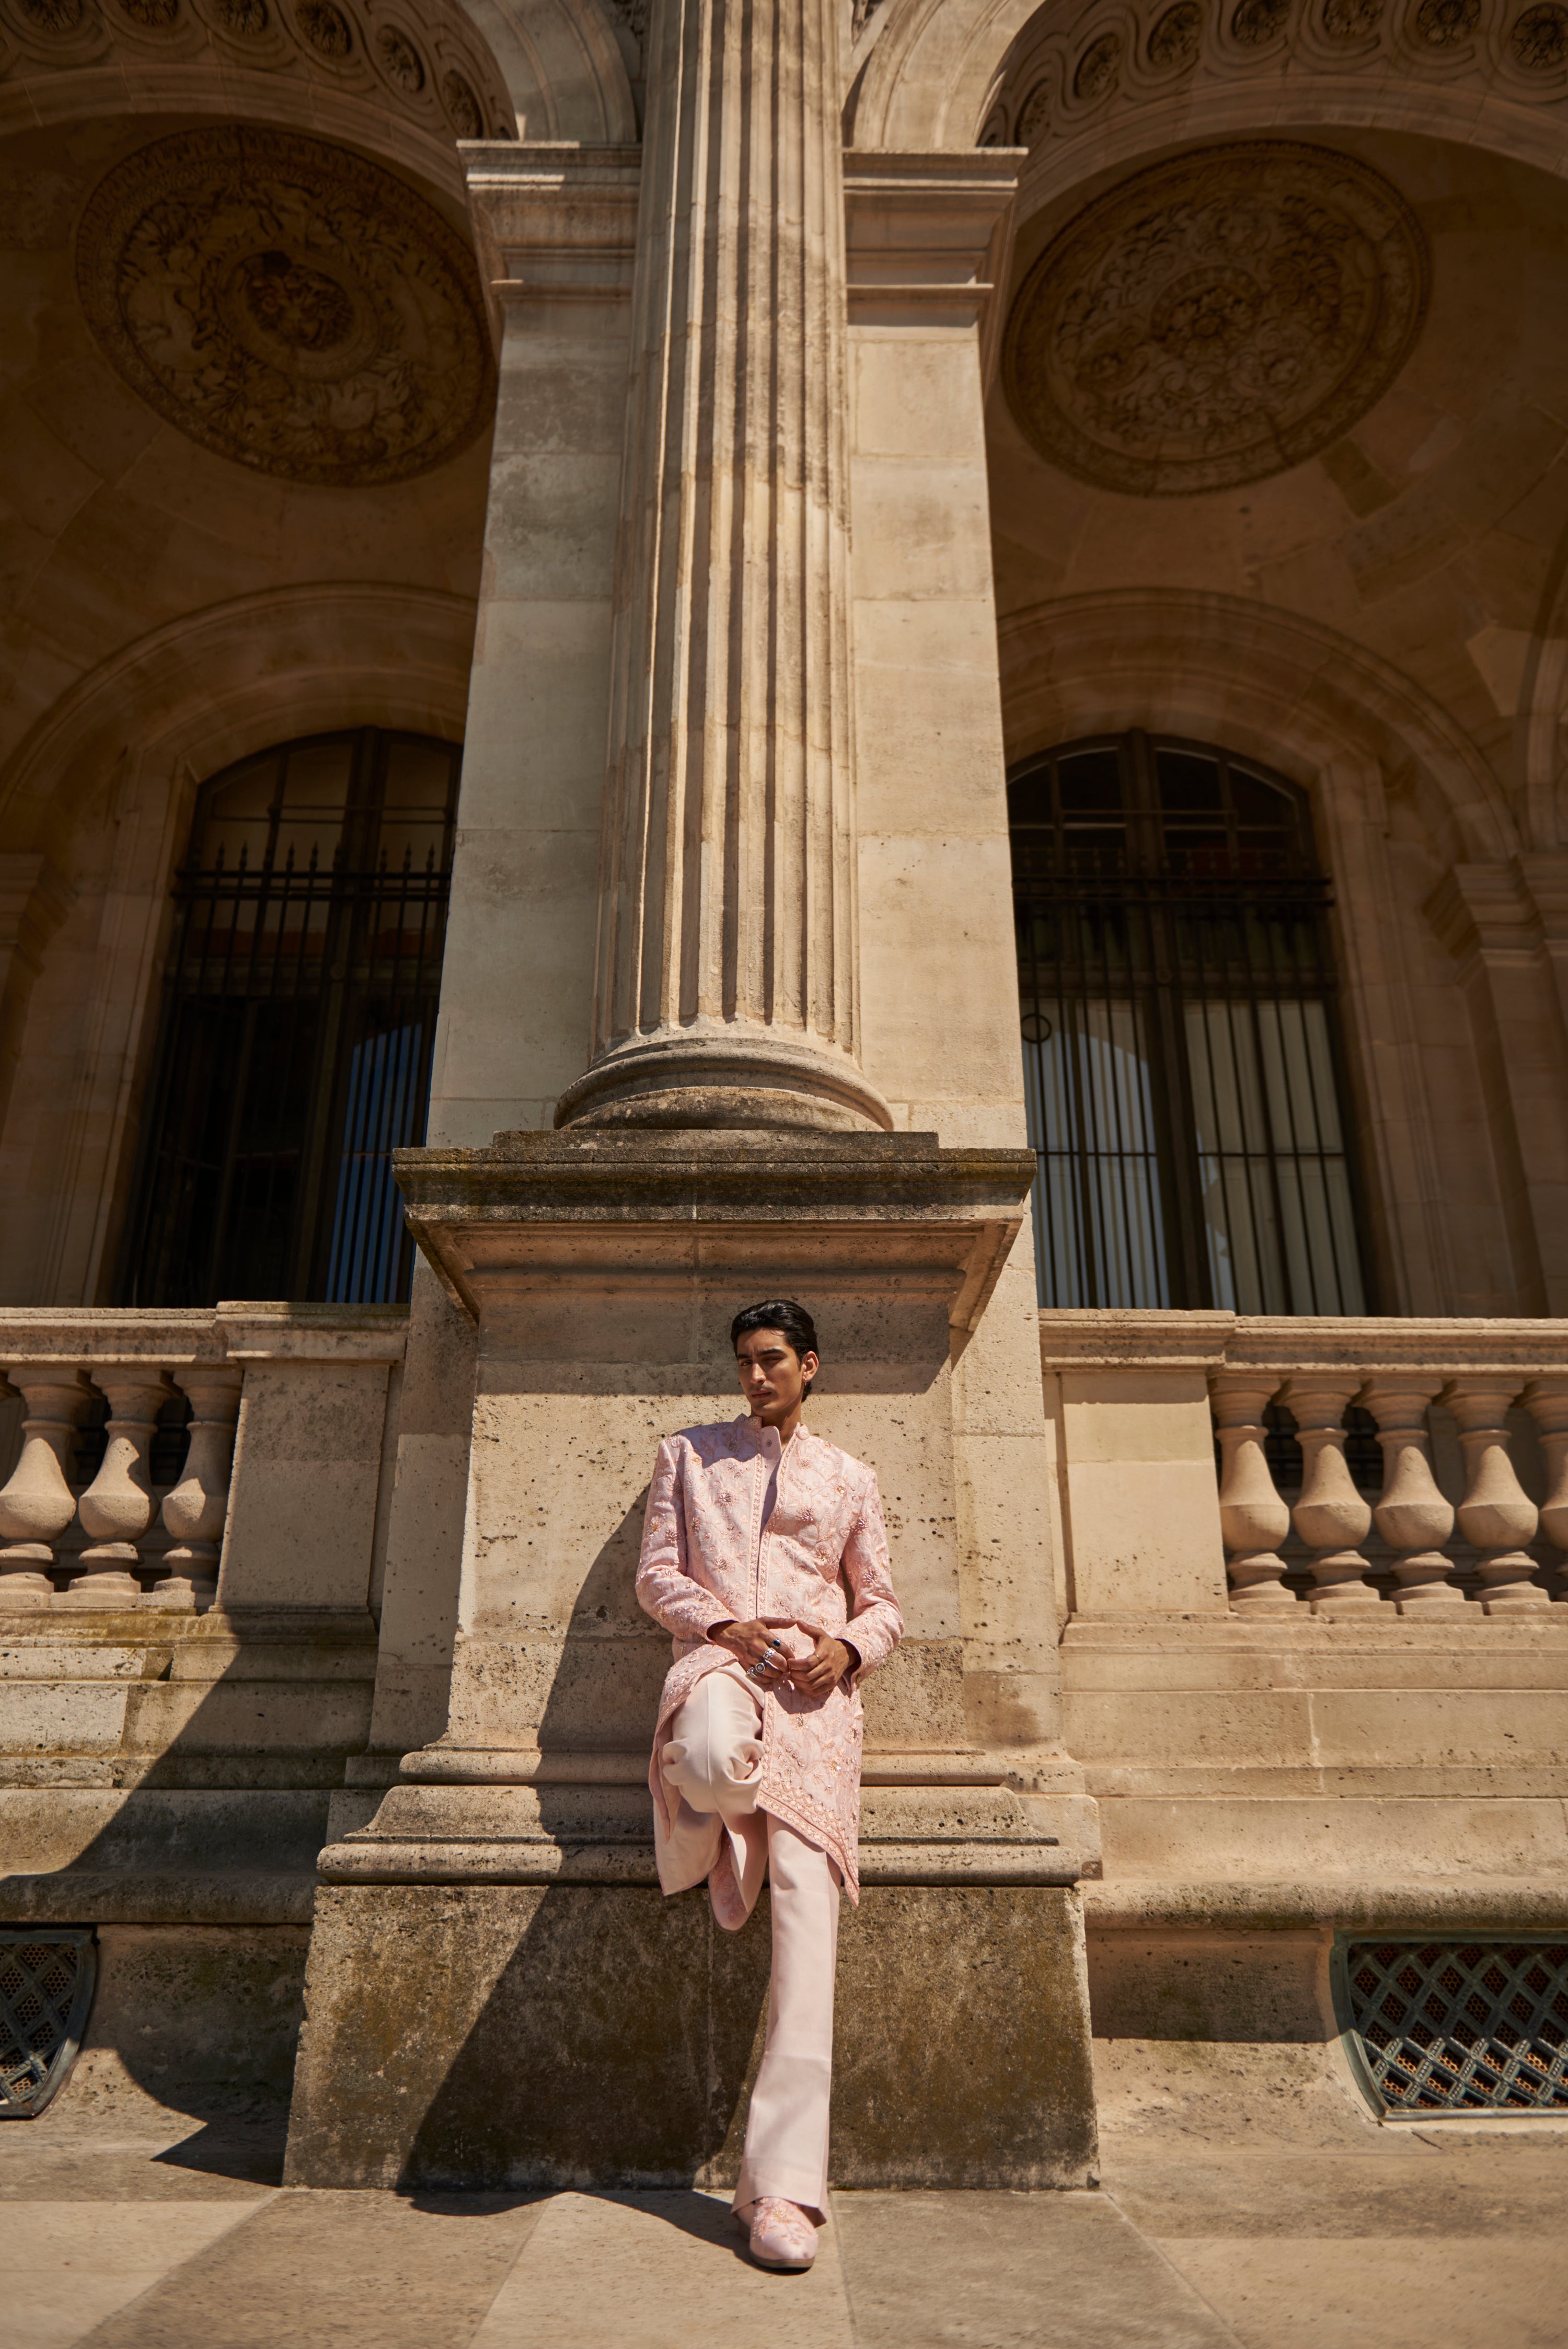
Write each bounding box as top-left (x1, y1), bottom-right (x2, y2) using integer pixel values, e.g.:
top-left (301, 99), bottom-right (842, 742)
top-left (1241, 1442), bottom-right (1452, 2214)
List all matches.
top-left (556, 0), bottom-right (890, 1133)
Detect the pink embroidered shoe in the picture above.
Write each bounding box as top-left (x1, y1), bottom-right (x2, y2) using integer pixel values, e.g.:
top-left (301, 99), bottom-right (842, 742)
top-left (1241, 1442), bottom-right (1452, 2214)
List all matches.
top-left (743, 2196), bottom-right (818, 2271)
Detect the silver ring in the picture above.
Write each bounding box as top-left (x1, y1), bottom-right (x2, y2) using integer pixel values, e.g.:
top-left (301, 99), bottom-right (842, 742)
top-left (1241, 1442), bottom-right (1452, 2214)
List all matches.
top-left (747, 1661), bottom-right (767, 1680)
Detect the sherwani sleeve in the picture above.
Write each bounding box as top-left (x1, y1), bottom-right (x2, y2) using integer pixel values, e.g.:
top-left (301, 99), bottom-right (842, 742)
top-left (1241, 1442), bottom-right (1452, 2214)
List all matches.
top-left (635, 1436), bottom-right (733, 1643)
top-left (839, 1471), bottom-right (903, 1678)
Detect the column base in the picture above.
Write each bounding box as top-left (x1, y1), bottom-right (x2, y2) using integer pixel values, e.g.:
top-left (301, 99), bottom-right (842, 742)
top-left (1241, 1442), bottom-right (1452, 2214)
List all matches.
top-left (282, 1878), bottom-right (1098, 2191)
top-left (554, 1026), bottom-right (893, 1135)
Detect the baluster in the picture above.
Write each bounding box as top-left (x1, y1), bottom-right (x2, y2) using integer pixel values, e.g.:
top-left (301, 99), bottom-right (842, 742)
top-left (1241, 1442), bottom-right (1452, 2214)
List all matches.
top-left (1210, 1375), bottom-right (1295, 1611)
top-left (1441, 1378), bottom-right (1548, 1613)
top-left (1281, 1378), bottom-right (1380, 1615)
top-left (1521, 1378), bottom-right (1568, 1598)
top-left (64, 1373), bottom-right (170, 1606)
top-left (0, 1369), bottom-right (91, 1603)
top-left (154, 1367), bottom-right (241, 1609)
top-left (1362, 1378), bottom-right (1462, 1611)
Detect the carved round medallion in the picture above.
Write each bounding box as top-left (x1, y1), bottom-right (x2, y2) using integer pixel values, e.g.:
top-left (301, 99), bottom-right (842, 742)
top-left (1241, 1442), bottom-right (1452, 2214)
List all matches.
top-left (210, 0), bottom-right (268, 33)
top-left (1003, 142), bottom-right (1428, 498)
top-left (1511, 0), bottom-right (1568, 64)
top-left (1231, 0), bottom-right (1290, 39)
top-left (1414, 0), bottom-right (1478, 40)
top-left (375, 22), bottom-right (423, 88)
top-left (296, 0), bottom-right (350, 52)
top-left (77, 127), bottom-right (495, 486)
top-left (1016, 79), bottom-right (1051, 141)
top-left (19, 0), bottom-right (84, 31)
top-left (1322, 0), bottom-right (1384, 34)
top-left (441, 68), bottom-right (483, 135)
top-left (1073, 29), bottom-right (1121, 95)
top-left (1147, 3), bottom-right (1202, 66)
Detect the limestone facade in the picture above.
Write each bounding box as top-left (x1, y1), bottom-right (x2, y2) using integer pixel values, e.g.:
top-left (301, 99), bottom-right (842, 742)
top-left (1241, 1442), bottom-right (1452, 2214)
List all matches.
top-left (1, 0), bottom-right (1566, 2168)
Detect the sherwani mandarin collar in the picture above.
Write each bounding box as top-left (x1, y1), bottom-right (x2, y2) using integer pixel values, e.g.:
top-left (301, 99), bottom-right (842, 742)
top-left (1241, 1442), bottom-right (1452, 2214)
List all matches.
top-left (636, 1414), bottom-right (902, 1918)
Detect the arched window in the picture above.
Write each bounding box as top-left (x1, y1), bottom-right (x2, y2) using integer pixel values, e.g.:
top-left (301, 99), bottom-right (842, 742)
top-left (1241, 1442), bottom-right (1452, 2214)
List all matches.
top-left (120, 727), bottom-right (460, 1307)
top-left (1010, 731), bottom-right (1368, 1314)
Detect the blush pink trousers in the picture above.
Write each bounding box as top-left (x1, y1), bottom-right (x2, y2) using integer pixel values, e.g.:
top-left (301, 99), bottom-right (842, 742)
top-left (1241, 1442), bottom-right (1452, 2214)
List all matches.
top-left (660, 1664), bottom-right (841, 2219)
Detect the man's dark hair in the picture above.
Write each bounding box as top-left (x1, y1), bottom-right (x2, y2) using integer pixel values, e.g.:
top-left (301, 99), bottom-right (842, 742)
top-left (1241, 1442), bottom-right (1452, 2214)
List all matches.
top-left (731, 1299), bottom-right (819, 1399)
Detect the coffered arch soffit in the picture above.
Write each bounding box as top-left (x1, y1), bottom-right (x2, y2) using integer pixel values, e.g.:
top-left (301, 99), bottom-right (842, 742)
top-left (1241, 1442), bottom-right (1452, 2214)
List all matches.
top-left (997, 589), bottom-right (1517, 866)
top-left (0, 0), bottom-right (634, 154)
top-left (849, 0), bottom-right (1568, 165)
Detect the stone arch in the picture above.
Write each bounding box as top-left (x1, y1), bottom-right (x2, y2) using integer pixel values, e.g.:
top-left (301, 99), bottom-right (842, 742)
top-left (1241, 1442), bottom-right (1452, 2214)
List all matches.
top-left (0, 0), bottom-right (527, 202)
top-left (455, 0), bottom-right (638, 140)
top-left (998, 588), bottom-right (1515, 861)
top-left (996, 588), bottom-right (1521, 1310)
top-left (848, 0), bottom-right (1568, 163)
top-left (0, 585), bottom-right (476, 1306)
top-left (0, 0), bottom-right (638, 153)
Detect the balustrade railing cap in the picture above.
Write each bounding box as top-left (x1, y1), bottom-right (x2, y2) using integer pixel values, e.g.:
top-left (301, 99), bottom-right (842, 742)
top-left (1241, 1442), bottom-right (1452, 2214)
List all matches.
top-left (1039, 1309), bottom-right (1236, 1369)
top-left (0, 1306), bottom-right (408, 1374)
top-left (0, 1309), bottom-right (226, 1368)
top-left (1221, 1314), bottom-right (1568, 1380)
top-left (214, 1304), bottom-right (409, 1364)
top-left (1035, 1309), bottom-right (1568, 1380)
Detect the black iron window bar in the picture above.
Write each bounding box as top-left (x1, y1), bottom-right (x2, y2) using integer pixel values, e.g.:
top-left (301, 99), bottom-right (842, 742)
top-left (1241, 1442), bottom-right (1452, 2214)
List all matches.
top-left (120, 730), bottom-right (457, 1309)
top-left (1011, 731), bottom-right (1370, 1315)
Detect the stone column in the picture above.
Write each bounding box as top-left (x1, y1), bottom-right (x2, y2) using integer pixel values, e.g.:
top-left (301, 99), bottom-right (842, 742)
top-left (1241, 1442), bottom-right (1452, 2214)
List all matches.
top-left (1443, 1376), bottom-right (1548, 1612)
top-left (285, 115), bottom-right (1099, 2193)
top-left (553, 0), bottom-right (889, 1135)
top-left (1281, 1378), bottom-right (1379, 1616)
top-left (1362, 1377), bottom-right (1461, 1610)
top-left (1210, 1372), bottom-right (1295, 1612)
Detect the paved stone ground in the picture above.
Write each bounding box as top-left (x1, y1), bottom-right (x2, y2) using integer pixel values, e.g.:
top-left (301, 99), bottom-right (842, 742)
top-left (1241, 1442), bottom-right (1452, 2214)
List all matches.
top-left (6, 2116), bottom-right (1568, 2348)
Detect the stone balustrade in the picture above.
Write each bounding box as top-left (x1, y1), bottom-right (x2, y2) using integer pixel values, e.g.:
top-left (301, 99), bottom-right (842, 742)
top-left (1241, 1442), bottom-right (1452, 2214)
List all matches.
top-left (0, 1305), bottom-right (407, 1614)
top-left (1040, 1311), bottom-right (1568, 1621)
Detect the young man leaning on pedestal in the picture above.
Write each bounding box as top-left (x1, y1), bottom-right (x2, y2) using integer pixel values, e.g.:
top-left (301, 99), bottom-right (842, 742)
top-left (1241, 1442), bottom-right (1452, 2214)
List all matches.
top-left (635, 1299), bottom-right (903, 2271)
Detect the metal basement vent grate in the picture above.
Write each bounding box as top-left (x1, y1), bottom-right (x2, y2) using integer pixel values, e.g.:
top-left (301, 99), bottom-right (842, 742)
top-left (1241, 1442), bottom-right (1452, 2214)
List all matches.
top-left (0, 1931), bottom-right (96, 2118)
top-left (1343, 1939), bottom-right (1568, 2116)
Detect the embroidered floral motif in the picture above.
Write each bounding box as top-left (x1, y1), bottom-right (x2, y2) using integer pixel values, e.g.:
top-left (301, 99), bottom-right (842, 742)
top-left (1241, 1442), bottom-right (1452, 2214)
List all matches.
top-left (637, 1417), bottom-right (903, 1906)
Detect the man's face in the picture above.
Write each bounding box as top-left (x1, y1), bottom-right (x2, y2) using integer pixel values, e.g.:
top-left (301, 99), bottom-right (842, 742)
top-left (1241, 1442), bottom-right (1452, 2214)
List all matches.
top-left (735, 1328), bottom-right (818, 1422)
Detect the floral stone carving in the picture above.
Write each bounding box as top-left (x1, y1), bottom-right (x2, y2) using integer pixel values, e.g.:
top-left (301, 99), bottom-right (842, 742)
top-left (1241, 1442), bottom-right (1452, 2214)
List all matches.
top-left (76, 126), bottom-right (494, 487)
top-left (1002, 139), bottom-right (1428, 496)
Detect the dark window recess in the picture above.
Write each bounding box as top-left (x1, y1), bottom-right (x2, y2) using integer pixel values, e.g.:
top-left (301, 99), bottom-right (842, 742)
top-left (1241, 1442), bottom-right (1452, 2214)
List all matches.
top-left (1012, 730), bottom-right (1370, 1313)
top-left (119, 728), bottom-right (460, 1308)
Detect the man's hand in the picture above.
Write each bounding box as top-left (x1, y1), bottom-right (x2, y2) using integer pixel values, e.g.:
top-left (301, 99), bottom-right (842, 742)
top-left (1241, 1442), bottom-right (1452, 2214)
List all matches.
top-left (708, 1618), bottom-right (791, 1686)
top-left (788, 1632), bottom-right (854, 1698)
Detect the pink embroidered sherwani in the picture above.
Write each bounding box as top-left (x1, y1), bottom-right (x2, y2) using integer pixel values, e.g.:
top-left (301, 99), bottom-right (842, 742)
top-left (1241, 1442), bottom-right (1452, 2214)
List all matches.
top-left (636, 1415), bottom-right (903, 1922)
top-left (637, 1411), bottom-right (903, 2220)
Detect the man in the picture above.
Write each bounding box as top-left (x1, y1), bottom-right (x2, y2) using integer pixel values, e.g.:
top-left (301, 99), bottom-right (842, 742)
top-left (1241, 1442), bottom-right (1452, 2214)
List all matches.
top-left (636, 1298), bottom-right (903, 2270)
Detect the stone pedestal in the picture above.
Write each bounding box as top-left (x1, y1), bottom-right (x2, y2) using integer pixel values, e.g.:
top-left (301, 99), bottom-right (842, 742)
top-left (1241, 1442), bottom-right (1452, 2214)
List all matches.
top-left (283, 1130), bottom-right (1100, 2187)
top-left (284, 1883), bottom-right (1097, 2190)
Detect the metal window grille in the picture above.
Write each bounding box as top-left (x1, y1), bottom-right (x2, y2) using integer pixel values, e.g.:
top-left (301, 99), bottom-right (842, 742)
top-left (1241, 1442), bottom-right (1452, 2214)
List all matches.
top-left (0, 1931), bottom-right (96, 2118)
top-left (1012, 731), bottom-right (1370, 1312)
top-left (1338, 1938), bottom-right (1568, 2116)
top-left (119, 728), bottom-right (459, 1308)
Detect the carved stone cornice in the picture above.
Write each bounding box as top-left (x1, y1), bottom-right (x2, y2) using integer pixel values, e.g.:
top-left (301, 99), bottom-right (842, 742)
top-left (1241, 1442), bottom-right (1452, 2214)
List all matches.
top-left (395, 1130), bottom-right (1036, 1331)
top-left (842, 146), bottom-right (1024, 327)
top-left (1425, 860), bottom-right (1543, 966)
top-left (463, 141), bottom-right (642, 321)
